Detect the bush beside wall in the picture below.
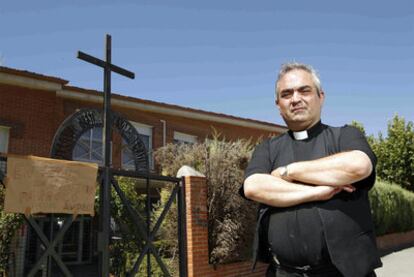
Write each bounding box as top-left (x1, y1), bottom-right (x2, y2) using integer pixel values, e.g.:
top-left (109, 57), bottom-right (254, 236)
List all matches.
top-left (154, 137), bottom-right (258, 265)
top-left (0, 187), bottom-right (23, 272)
top-left (369, 180), bottom-right (414, 236)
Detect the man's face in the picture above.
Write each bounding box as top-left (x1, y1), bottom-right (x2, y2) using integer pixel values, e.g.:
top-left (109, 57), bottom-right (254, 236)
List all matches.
top-left (276, 69), bottom-right (324, 131)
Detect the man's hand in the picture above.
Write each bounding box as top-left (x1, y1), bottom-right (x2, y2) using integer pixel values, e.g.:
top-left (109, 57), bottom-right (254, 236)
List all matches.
top-left (272, 165), bottom-right (357, 193)
top-left (271, 165), bottom-right (356, 198)
top-left (341, 184), bottom-right (356, 193)
top-left (313, 185), bottom-right (342, 201)
top-left (271, 166), bottom-right (293, 182)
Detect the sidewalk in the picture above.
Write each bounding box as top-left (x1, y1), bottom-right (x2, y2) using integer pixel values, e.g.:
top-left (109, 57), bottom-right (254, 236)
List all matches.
top-left (375, 247), bottom-right (414, 277)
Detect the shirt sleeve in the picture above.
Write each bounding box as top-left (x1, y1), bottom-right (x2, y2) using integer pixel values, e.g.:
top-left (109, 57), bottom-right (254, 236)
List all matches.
top-left (339, 125), bottom-right (377, 189)
top-left (239, 139), bottom-right (273, 199)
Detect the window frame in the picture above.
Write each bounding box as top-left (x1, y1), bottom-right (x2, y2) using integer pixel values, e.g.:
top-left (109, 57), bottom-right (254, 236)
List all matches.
top-left (0, 126), bottom-right (10, 154)
top-left (173, 131), bottom-right (197, 145)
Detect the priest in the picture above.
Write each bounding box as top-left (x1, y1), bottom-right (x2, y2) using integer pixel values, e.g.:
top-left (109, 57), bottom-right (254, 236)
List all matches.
top-left (241, 63), bottom-right (382, 277)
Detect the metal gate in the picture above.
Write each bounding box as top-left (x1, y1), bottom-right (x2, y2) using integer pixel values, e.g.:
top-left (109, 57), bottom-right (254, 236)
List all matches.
top-left (11, 108), bottom-right (188, 276)
top-left (109, 169), bottom-right (187, 277)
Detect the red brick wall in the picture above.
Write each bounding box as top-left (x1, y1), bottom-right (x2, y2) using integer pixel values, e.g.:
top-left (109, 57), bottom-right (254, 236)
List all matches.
top-left (376, 230), bottom-right (414, 251)
top-left (0, 92), bottom-right (280, 168)
top-left (184, 176), bottom-right (267, 277)
top-left (0, 84), bottom-right (58, 157)
top-left (61, 98), bottom-right (279, 145)
top-left (1, 86), bottom-right (282, 169)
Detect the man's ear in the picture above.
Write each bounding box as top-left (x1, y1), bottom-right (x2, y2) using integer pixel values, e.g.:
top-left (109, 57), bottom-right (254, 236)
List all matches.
top-left (275, 99), bottom-right (283, 117)
top-left (275, 99), bottom-right (280, 111)
top-left (319, 90), bottom-right (325, 106)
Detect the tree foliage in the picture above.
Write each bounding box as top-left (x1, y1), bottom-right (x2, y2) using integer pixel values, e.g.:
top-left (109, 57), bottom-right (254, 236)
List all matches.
top-left (374, 116), bottom-right (414, 190)
top-left (351, 115), bottom-right (414, 191)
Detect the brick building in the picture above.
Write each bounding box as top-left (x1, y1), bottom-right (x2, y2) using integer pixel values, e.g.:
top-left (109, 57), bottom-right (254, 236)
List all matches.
top-left (0, 66), bottom-right (285, 169)
top-left (0, 66), bottom-right (285, 276)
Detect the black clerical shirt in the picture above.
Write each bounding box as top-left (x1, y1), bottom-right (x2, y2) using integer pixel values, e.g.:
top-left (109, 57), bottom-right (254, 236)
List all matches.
top-left (243, 121), bottom-right (382, 276)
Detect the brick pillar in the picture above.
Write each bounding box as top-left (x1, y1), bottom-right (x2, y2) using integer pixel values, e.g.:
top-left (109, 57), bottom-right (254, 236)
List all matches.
top-left (180, 168), bottom-right (267, 277)
top-left (184, 175), bottom-right (210, 277)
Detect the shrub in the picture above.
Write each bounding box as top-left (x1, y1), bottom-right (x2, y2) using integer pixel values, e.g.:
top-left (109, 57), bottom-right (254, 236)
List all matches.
top-left (150, 184), bottom-right (180, 276)
top-left (109, 176), bottom-right (180, 276)
top-left (109, 176), bottom-right (157, 276)
top-left (0, 186), bottom-right (23, 272)
top-left (154, 135), bottom-right (258, 264)
top-left (369, 179), bottom-right (414, 236)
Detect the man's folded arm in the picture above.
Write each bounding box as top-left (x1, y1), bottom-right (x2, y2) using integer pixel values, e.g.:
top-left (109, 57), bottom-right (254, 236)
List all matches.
top-left (273, 150), bottom-right (373, 187)
top-left (243, 173), bottom-right (342, 207)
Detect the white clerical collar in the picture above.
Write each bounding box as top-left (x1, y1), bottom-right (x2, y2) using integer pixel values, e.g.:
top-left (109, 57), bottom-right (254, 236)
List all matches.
top-left (292, 130), bottom-right (309, 140)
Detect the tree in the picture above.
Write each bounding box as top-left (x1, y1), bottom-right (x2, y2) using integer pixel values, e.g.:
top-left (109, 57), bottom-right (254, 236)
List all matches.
top-left (374, 115), bottom-right (414, 191)
top-left (351, 116), bottom-right (414, 191)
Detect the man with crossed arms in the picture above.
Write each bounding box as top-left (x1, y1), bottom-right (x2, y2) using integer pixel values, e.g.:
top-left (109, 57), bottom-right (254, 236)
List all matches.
top-left (242, 63), bottom-right (382, 277)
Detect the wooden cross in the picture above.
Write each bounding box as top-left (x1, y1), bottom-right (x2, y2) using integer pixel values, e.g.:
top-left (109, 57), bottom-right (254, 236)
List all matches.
top-left (77, 34), bottom-right (135, 277)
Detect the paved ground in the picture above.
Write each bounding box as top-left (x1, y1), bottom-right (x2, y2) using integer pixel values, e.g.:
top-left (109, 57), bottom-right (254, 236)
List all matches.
top-left (375, 247), bottom-right (414, 277)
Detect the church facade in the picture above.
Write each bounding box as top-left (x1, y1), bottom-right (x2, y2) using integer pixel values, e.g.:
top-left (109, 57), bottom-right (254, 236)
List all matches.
top-left (0, 66), bottom-right (284, 171)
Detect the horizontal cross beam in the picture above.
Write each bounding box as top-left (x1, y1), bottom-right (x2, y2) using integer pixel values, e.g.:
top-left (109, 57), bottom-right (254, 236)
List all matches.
top-left (77, 51), bottom-right (135, 79)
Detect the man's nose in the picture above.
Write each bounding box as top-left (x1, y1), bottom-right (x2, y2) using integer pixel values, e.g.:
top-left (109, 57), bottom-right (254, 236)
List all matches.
top-left (291, 91), bottom-right (302, 103)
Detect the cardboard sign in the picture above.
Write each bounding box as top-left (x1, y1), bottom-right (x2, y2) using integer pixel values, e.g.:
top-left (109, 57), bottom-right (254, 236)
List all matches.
top-left (4, 155), bottom-right (98, 215)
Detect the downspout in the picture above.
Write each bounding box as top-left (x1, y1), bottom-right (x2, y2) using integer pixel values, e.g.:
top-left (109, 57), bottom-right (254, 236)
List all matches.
top-left (160, 120), bottom-right (166, 146)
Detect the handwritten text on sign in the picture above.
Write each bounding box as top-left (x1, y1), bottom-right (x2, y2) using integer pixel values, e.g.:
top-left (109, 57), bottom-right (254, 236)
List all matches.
top-left (4, 155), bottom-right (98, 215)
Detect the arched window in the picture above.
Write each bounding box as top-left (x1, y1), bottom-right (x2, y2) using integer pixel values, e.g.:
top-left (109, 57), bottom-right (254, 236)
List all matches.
top-left (73, 127), bottom-right (103, 164)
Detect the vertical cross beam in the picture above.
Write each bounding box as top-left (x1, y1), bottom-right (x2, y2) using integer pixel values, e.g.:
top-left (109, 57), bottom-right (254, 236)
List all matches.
top-left (77, 34), bottom-right (134, 277)
top-left (101, 33), bottom-right (112, 277)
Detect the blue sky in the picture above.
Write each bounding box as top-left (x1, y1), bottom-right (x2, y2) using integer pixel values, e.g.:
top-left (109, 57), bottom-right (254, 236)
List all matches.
top-left (1, 0), bottom-right (413, 136)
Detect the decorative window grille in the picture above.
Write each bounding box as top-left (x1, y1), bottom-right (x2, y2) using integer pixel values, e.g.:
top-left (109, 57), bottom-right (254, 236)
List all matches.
top-left (122, 122), bottom-right (153, 170)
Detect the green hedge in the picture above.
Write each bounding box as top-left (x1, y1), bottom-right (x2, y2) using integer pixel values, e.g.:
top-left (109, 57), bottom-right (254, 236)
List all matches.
top-left (369, 180), bottom-right (414, 236)
top-left (0, 186), bottom-right (23, 272)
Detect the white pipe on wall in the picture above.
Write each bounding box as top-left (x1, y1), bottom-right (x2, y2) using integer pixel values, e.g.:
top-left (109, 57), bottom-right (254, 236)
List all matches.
top-left (160, 119), bottom-right (166, 146)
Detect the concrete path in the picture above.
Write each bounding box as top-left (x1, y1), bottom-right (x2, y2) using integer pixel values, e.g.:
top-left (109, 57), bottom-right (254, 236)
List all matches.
top-left (375, 247), bottom-right (414, 277)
